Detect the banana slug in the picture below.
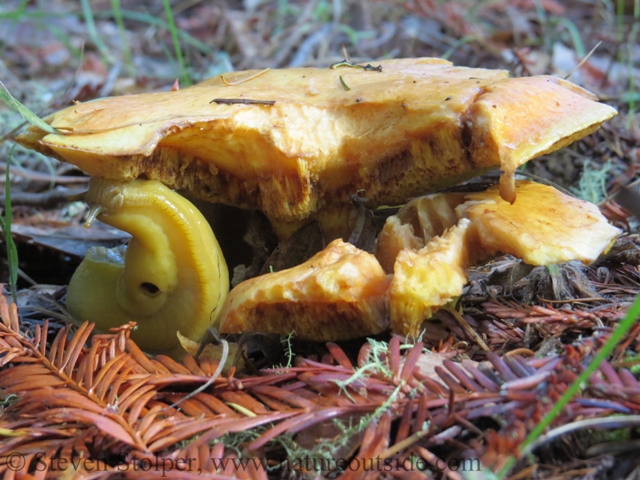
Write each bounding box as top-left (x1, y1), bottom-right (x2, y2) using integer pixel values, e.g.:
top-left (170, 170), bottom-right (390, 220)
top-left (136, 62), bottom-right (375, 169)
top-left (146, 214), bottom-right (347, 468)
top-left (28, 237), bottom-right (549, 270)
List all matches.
top-left (67, 178), bottom-right (229, 353)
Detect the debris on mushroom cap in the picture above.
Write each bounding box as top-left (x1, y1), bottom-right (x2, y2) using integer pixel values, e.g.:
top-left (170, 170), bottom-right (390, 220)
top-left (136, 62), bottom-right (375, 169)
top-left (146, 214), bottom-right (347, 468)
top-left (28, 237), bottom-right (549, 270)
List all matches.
top-left (383, 181), bottom-right (621, 336)
top-left (17, 58), bottom-right (616, 227)
top-left (390, 219), bottom-right (474, 337)
top-left (218, 239), bottom-right (391, 341)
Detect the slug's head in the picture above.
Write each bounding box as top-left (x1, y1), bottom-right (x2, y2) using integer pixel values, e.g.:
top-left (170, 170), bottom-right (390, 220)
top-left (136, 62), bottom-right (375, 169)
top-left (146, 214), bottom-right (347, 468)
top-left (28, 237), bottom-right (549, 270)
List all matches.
top-left (67, 178), bottom-right (230, 353)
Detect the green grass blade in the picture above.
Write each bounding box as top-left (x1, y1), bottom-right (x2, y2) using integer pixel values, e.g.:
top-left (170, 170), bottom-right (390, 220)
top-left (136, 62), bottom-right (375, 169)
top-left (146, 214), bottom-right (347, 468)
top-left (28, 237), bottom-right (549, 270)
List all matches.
top-left (557, 17), bottom-right (586, 58)
top-left (626, 0), bottom-right (640, 121)
top-left (95, 10), bottom-right (213, 55)
top-left (0, 8), bottom-right (69, 21)
top-left (80, 0), bottom-right (112, 64)
top-left (0, 82), bottom-right (58, 134)
top-left (162, 0), bottom-right (191, 86)
top-left (532, 0), bottom-right (552, 53)
top-left (0, 0), bottom-right (29, 21)
top-left (497, 293), bottom-right (640, 478)
top-left (44, 23), bottom-right (82, 58)
top-left (617, 0), bottom-right (625, 43)
top-left (111, 0), bottom-right (135, 77)
top-left (1, 145), bottom-right (19, 303)
top-left (442, 35), bottom-right (478, 60)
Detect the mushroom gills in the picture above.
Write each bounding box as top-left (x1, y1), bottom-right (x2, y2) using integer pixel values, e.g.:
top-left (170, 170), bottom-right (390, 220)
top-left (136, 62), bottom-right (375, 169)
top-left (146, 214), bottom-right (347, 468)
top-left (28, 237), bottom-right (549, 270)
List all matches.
top-left (67, 178), bottom-right (229, 353)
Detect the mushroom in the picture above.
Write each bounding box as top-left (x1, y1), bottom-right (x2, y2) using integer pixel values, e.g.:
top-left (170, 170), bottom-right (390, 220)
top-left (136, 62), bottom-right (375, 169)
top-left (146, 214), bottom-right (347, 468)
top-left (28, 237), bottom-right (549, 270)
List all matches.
top-left (218, 239), bottom-right (390, 341)
top-left (18, 58), bottom-right (616, 237)
top-left (222, 181), bottom-right (620, 340)
top-left (16, 58), bottom-right (618, 350)
top-left (383, 181), bottom-right (621, 337)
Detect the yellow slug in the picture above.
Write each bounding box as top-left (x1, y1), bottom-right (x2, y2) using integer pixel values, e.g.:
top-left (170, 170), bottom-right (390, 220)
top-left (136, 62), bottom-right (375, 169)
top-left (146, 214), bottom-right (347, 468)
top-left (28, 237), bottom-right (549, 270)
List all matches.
top-left (67, 178), bottom-right (229, 353)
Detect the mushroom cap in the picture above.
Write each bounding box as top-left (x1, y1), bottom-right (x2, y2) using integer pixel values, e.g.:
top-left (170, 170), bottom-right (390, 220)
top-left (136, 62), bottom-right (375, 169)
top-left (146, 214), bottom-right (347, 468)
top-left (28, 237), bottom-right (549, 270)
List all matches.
top-left (18, 58), bottom-right (616, 222)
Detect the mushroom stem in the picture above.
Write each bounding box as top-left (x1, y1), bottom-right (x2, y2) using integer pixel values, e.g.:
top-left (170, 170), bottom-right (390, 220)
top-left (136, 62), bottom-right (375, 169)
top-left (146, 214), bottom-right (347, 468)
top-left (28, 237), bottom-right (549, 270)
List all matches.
top-left (67, 178), bottom-right (229, 353)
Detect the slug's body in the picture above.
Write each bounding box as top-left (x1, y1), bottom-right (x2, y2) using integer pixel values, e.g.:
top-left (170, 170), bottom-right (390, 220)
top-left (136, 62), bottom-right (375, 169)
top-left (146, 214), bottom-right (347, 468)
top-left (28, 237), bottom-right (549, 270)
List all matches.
top-left (67, 178), bottom-right (229, 353)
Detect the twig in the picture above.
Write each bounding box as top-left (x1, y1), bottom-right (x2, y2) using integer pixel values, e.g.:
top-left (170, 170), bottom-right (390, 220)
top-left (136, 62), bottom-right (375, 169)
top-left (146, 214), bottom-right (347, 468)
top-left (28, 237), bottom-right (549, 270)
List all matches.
top-left (377, 427), bottom-right (430, 460)
top-left (522, 415), bottom-right (640, 455)
top-left (442, 305), bottom-right (490, 351)
top-left (536, 296), bottom-right (607, 304)
top-left (210, 98), bottom-right (276, 106)
top-left (414, 446), bottom-right (463, 480)
top-left (564, 41), bottom-right (602, 80)
top-left (0, 163), bottom-right (90, 184)
top-left (0, 187), bottom-right (86, 208)
top-left (341, 44), bottom-right (351, 63)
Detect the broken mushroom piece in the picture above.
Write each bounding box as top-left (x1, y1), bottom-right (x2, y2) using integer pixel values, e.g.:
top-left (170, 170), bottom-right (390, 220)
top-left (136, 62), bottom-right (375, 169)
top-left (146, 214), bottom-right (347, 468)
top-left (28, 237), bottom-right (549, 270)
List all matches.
top-left (456, 182), bottom-right (622, 265)
top-left (17, 58), bottom-right (616, 239)
top-left (67, 178), bottom-right (229, 353)
top-left (390, 220), bottom-right (475, 337)
top-left (384, 181), bottom-right (621, 337)
top-left (376, 192), bottom-right (466, 273)
top-left (218, 239), bottom-right (390, 341)
top-left (377, 182), bottom-right (621, 271)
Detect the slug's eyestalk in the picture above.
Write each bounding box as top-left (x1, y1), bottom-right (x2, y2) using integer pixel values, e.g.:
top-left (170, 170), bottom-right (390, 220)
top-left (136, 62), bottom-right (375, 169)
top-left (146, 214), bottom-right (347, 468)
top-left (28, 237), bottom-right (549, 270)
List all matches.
top-left (67, 178), bottom-right (229, 353)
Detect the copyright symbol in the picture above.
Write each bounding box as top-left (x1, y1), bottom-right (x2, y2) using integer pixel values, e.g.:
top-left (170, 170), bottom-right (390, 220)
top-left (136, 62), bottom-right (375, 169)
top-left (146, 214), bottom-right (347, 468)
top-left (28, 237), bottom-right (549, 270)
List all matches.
top-left (6, 452), bottom-right (25, 471)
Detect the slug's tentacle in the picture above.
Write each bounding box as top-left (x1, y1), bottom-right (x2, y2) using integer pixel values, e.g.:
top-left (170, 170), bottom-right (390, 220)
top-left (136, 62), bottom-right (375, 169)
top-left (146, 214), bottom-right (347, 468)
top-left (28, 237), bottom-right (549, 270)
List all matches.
top-left (67, 178), bottom-right (229, 353)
